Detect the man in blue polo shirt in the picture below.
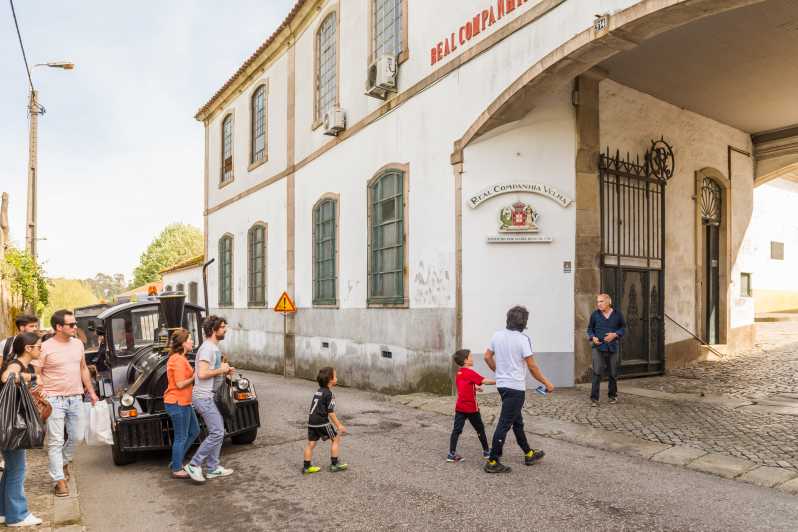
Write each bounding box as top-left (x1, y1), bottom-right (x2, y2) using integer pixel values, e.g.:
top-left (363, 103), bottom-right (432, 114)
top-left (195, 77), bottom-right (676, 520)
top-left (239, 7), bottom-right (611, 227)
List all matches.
top-left (586, 293), bottom-right (626, 406)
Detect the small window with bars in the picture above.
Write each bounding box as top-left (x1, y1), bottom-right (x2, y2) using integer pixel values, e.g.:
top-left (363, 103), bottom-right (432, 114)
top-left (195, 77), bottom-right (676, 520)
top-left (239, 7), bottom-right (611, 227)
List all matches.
top-left (771, 241), bottom-right (784, 260)
top-left (316, 13), bottom-right (337, 123)
top-left (251, 86), bottom-right (266, 164)
top-left (369, 170), bottom-right (405, 305)
top-left (314, 198), bottom-right (337, 305)
top-left (221, 114), bottom-right (234, 182)
top-left (248, 224), bottom-right (267, 306)
top-left (218, 235), bottom-right (233, 306)
top-left (740, 273), bottom-right (752, 298)
top-left (373, 0), bottom-right (403, 59)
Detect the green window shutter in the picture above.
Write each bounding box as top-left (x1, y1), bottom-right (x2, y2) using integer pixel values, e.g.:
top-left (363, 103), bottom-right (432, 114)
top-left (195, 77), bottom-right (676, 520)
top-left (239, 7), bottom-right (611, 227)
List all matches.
top-left (369, 171), bottom-right (404, 305)
top-left (313, 199), bottom-right (337, 305)
top-left (218, 236), bottom-right (233, 306)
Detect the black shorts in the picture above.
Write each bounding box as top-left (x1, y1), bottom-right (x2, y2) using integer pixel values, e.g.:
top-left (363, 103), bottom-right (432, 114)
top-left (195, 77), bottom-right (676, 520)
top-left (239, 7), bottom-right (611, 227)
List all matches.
top-left (308, 423), bottom-right (337, 441)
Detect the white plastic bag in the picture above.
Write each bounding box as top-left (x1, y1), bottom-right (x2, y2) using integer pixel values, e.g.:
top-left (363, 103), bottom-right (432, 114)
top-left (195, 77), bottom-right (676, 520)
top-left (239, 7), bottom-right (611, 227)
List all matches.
top-left (85, 401), bottom-right (114, 446)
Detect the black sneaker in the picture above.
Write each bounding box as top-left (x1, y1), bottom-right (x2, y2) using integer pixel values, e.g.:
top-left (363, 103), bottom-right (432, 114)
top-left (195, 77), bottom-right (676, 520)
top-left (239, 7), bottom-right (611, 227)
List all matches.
top-left (484, 460), bottom-right (512, 474)
top-left (524, 449), bottom-right (545, 465)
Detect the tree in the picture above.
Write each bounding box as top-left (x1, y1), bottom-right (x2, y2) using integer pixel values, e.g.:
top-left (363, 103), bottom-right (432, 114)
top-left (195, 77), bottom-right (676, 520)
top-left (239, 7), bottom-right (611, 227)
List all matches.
top-left (132, 224), bottom-right (203, 287)
top-left (83, 272), bottom-right (127, 301)
top-left (2, 247), bottom-right (48, 315)
top-left (41, 279), bottom-right (98, 328)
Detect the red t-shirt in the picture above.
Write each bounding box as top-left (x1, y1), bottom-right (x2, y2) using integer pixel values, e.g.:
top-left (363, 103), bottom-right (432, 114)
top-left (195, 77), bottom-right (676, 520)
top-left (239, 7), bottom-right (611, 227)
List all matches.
top-left (455, 367), bottom-right (485, 413)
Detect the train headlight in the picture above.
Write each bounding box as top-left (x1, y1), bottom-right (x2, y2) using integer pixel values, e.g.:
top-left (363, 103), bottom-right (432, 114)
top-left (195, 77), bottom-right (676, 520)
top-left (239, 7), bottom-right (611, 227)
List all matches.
top-left (236, 378), bottom-right (250, 391)
top-left (120, 393), bottom-right (135, 408)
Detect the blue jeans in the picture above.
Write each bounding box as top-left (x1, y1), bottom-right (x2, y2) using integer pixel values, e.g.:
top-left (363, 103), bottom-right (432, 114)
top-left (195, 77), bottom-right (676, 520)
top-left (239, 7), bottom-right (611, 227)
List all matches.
top-left (165, 403), bottom-right (200, 472)
top-left (489, 388), bottom-right (531, 461)
top-left (189, 398), bottom-right (224, 471)
top-left (0, 449), bottom-right (29, 524)
top-left (46, 395), bottom-right (82, 482)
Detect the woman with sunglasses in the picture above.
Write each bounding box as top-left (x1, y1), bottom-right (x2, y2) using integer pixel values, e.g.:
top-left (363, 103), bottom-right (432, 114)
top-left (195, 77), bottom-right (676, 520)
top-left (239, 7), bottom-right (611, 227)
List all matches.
top-left (0, 332), bottom-right (44, 527)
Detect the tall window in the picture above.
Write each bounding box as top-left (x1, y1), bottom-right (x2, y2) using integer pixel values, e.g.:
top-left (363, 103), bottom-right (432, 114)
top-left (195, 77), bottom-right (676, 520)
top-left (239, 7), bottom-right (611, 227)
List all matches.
top-left (369, 169), bottom-right (405, 305)
top-left (316, 13), bottom-right (337, 123)
top-left (313, 198), bottom-right (337, 305)
top-left (771, 241), bottom-right (784, 260)
top-left (221, 114), bottom-right (233, 182)
top-left (251, 86), bottom-right (266, 164)
top-left (373, 0), bottom-right (402, 59)
top-left (247, 224), bottom-right (266, 306)
top-left (176, 283), bottom-right (185, 293)
top-left (218, 235), bottom-right (233, 306)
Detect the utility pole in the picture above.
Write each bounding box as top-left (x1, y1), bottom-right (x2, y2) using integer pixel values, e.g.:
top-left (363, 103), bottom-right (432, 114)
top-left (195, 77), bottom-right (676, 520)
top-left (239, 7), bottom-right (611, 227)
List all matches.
top-left (25, 88), bottom-right (41, 259)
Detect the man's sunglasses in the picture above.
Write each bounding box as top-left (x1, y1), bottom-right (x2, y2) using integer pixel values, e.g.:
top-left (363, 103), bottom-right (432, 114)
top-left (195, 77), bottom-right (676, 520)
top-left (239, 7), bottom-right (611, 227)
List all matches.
top-left (63, 322), bottom-right (78, 328)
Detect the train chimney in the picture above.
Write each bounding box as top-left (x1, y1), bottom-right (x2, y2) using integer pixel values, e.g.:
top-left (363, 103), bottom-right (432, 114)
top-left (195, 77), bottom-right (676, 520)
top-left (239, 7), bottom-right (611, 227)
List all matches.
top-left (159, 292), bottom-right (186, 330)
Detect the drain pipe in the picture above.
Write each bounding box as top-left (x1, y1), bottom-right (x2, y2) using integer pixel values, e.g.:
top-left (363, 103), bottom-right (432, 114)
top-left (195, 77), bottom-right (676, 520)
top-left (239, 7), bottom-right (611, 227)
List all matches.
top-left (664, 313), bottom-right (726, 359)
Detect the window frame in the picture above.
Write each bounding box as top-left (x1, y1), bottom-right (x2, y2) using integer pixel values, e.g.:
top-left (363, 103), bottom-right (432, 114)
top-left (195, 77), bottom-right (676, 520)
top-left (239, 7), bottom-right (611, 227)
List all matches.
top-left (312, 194), bottom-right (340, 307)
top-left (247, 222), bottom-right (268, 307)
top-left (367, 163), bottom-right (409, 308)
top-left (220, 112), bottom-right (235, 186)
top-left (369, 0), bottom-right (409, 65)
top-left (770, 241), bottom-right (784, 260)
top-left (740, 272), bottom-right (753, 298)
top-left (188, 281), bottom-right (199, 305)
top-left (218, 234), bottom-right (234, 307)
top-left (312, 7), bottom-right (341, 129)
top-left (249, 82), bottom-right (269, 169)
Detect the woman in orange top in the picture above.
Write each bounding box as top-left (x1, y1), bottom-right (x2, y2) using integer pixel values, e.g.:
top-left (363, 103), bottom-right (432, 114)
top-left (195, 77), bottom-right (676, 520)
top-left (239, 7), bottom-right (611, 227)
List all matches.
top-left (163, 328), bottom-right (199, 479)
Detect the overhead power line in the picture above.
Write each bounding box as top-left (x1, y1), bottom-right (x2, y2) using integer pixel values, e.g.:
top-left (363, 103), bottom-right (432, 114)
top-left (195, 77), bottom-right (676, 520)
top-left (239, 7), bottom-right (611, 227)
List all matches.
top-left (8, 0), bottom-right (34, 91)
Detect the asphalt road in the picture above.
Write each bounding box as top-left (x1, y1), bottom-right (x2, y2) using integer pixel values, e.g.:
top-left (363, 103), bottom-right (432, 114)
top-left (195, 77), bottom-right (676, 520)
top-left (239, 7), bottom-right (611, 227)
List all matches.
top-left (75, 371), bottom-right (798, 531)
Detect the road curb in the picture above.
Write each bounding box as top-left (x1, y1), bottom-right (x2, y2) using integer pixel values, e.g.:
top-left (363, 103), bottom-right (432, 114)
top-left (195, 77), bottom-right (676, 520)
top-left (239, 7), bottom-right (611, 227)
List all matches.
top-left (52, 468), bottom-right (82, 527)
top-left (391, 393), bottom-right (798, 495)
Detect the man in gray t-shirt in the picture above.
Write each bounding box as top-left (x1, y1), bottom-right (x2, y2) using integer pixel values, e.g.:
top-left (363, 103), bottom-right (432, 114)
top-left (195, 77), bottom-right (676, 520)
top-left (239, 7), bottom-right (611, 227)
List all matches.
top-left (192, 340), bottom-right (222, 401)
top-left (184, 316), bottom-right (235, 483)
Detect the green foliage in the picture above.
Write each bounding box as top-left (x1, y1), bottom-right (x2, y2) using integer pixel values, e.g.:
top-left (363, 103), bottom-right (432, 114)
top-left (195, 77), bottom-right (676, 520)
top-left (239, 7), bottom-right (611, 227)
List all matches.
top-left (3, 247), bottom-right (48, 314)
top-left (83, 272), bottom-right (127, 301)
top-left (132, 224), bottom-right (203, 287)
top-left (41, 279), bottom-right (99, 327)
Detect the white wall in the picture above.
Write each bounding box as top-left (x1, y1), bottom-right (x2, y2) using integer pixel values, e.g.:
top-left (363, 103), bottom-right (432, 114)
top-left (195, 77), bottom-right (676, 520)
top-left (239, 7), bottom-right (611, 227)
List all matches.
top-left (162, 266), bottom-right (203, 305)
top-left (739, 178), bottom-right (798, 312)
top-left (461, 86), bottom-right (577, 387)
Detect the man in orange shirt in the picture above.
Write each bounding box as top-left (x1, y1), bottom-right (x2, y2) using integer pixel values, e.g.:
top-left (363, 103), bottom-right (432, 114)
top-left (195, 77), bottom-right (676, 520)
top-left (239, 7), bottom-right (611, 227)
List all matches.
top-left (34, 310), bottom-right (98, 498)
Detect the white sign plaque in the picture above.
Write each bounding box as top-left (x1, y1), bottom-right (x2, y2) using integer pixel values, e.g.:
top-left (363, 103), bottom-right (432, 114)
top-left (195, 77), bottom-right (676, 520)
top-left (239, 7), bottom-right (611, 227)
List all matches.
top-left (468, 183), bottom-right (573, 209)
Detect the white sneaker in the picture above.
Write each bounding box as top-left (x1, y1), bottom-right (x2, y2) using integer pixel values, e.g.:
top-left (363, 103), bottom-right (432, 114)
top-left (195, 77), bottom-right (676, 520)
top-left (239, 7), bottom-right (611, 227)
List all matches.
top-left (0, 516), bottom-right (5, 524)
top-left (8, 513), bottom-right (43, 527)
top-left (0, 459), bottom-right (5, 470)
top-left (183, 464), bottom-right (205, 483)
top-left (205, 466), bottom-right (234, 479)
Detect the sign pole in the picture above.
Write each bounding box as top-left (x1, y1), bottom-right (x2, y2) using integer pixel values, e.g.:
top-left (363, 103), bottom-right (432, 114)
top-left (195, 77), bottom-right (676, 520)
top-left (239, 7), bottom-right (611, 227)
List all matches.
top-left (283, 312), bottom-right (288, 378)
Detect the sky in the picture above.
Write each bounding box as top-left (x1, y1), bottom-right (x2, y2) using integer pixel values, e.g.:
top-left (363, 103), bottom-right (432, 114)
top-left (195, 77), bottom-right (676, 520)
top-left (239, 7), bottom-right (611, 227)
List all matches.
top-left (1, 0), bottom-right (294, 281)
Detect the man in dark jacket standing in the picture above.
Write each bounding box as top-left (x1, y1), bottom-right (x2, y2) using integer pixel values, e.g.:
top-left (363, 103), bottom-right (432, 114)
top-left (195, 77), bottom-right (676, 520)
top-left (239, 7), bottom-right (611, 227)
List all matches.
top-left (586, 294), bottom-right (625, 406)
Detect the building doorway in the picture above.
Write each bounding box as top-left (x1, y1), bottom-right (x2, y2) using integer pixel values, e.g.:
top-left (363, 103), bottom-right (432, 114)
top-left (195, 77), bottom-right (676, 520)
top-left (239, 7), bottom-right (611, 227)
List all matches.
top-left (599, 140), bottom-right (673, 376)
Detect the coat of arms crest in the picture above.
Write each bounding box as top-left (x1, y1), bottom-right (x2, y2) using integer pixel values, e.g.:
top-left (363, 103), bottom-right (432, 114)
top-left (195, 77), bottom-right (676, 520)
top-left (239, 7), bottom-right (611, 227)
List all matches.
top-left (499, 201), bottom-right (539, 232)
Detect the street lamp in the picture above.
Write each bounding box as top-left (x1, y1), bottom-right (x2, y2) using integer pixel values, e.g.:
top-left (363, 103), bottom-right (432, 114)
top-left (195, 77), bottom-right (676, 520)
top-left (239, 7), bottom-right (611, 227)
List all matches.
top-left (25, 61), bottom-right (75, 260)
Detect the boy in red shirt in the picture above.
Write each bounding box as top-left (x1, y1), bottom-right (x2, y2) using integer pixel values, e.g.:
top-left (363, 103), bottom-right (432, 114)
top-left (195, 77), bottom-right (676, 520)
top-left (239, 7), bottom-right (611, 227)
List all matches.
top-left (447, 349), bottom-right (495, 462)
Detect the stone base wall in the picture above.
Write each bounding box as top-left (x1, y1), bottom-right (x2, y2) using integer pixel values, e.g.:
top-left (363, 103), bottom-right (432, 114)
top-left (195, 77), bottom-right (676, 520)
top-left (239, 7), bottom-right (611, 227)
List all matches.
top-left (753, 289), bottom-right (798, 314)
top-left (214, 307), bottom-right (456, 395)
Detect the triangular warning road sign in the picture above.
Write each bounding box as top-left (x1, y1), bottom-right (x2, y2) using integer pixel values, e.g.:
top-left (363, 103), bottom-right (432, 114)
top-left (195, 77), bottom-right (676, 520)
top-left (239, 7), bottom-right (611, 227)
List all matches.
top-left (274, 291), bottom-right (297, 313)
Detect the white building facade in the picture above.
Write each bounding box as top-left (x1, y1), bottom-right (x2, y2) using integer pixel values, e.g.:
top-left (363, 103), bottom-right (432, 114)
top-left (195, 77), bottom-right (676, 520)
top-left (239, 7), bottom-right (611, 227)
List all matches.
top-left (197, 0), bottom-right (798, 393)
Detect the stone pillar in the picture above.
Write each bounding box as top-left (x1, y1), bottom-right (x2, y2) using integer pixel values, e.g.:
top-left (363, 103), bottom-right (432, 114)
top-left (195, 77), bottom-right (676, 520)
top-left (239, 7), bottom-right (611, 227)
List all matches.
top-left (574, 74), bottom-right (602, 383)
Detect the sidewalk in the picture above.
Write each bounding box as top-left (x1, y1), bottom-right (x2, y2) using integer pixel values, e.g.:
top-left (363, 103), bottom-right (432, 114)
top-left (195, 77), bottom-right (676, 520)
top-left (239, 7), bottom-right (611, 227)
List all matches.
top-left (390, 320), bottom-right (798, 495)
top-left (24, 449), bottom-right (83, 531)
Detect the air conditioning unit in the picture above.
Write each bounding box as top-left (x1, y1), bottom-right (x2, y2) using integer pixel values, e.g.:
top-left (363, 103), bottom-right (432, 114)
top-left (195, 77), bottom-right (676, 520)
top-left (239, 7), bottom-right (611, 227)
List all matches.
top-left (323, 108), bottom-right (346, 136)
top-left (365, 54), bottom-right (397, 100)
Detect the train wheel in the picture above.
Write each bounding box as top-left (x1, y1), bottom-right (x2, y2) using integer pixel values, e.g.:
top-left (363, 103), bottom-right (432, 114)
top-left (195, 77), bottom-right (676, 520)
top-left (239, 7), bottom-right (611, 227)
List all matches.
top-left (231, 429), bottom-right (257, 445)
top-left (111, 442), bottom-right (136, 466)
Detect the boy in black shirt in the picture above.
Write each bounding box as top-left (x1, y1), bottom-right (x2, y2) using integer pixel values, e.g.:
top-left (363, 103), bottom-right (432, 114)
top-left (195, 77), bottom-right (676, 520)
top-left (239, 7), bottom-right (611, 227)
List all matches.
top-left (303, 366), bottom-right (348, 474)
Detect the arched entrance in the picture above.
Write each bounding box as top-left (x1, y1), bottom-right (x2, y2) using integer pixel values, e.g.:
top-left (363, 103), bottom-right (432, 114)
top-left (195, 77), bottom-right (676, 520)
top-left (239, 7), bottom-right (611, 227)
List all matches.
top-left (695, 168), bottom-right (731, 346)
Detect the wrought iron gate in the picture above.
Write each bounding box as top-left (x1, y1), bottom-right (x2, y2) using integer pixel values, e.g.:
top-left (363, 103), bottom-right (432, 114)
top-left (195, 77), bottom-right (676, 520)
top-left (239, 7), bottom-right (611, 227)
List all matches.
top-left (599, 138), bottom-right (674, 376)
